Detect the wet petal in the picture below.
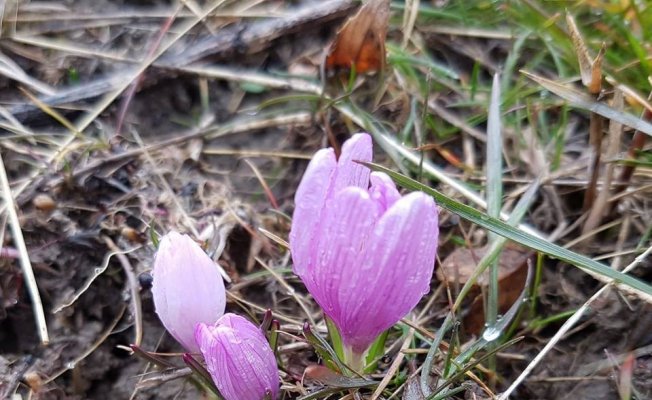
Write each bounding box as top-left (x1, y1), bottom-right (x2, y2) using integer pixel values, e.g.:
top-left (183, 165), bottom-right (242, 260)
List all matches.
top-left (195, 314), bottom-right (279, 400)
top-left (338, 192), bottom-right (439, 352)
top-left (299, 187), bottom-right (379, 321)
top-left (331, 133), bottom-right (372, 195)
top-left (152, 232), bottom-right (226, 352)
top-left (289, 148), bottom-right (336, 275)
top-left (369, 172), bottom-right (401, 213)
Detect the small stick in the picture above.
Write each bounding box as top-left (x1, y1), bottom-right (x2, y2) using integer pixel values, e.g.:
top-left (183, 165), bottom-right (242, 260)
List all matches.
top-left (0, 151), bottom-right (49, 344)
top-left (243, 159), bottom-right (279, 210)
top-left (581, 90), bottom-right (623, 237)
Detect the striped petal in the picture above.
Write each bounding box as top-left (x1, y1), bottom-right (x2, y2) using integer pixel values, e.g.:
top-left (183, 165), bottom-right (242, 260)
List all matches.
top-left (289, 148), bottom-right (336, 275)
top-left (368, 172), bottom-right (401, 214)
top-left (300, 187), bottom-right (380, 321)
top-left (331, 133), bottom-right (372, 196)
top-left (195, 314), bottom-right (279, 400)
top-left (338, 192), bottom-right (439, 352)
top-left (152, 232), bottom-right (226, 352)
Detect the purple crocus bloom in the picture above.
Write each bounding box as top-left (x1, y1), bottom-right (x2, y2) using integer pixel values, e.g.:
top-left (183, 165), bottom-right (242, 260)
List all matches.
top-left (289, 133), bottom-right (439, 359)
top-left (152, 231), bottom-right (226, 352)
top-left (195, 314), bottom-right (280, 400)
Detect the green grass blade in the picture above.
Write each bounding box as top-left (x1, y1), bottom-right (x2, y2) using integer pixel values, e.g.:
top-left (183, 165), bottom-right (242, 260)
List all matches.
top-left (420, 312), bottom-right (455, 395)
top-left (363, 163), bottom-right (652, 298)
top-left (451, 179), bottom-right (540, 312)
top-left (486, 73), bottom-right (503, 327)
top-left (428, 337), bottom-right (524, 400)
top-left (363, 330), bottom-right (388, 373)
top-left (325, 316), bottom-right (345, 362)
top-left (334, 102), bottom-right (544, 238)
top-left (522, 70), bottom-right (652, 137)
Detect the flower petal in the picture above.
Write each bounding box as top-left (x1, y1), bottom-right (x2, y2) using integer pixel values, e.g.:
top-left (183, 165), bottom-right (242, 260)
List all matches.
top-left (289, 148), bottom-right (336, 275)
top-left (152, 232), bottom-right (226, 352)
top-left (298, 187), bottom-right (380, 321)
top-left (369, 172), bottom-right (401, 213)
top-left (195, 314), bottom-right (279, 400)
top-left (338, 192), bottom-right (439, 352)
top-left (331, 133), bottom-right (372, 196)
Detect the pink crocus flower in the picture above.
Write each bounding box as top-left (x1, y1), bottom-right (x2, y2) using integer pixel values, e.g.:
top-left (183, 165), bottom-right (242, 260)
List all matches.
top-left (195, 313), bottom-right (280, 400)
top-left (152, 231), bottom-right (226, 352)
top-left (289, 133), bottom-right (439, 365)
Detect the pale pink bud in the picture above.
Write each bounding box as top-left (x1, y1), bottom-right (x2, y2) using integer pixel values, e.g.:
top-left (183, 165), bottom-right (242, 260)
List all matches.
top-left (195, 314), bottom-right (279, 400)
top-left (289, 133), bottom-right (439, 354)
top-left (152, 231), bottom-right (226, 352)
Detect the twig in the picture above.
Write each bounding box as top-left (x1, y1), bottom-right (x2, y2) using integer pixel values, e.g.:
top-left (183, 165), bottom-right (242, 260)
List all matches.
top-left (52, 243), bottom-right (141, 314)
top-left (565, 13), bottom-right (606, 213)
top-left (610, 106), bottom-right (651, 213)
top-left (0, 151), bottom-right (49, 344)
top-left (0, 52), bottom-right (55, 95)
top-left (582, 89), bottom-right (623, 236)
top-left (243, 159), bottom-right (279, 210)
top-left (202, 147), bottom-right (311, 159)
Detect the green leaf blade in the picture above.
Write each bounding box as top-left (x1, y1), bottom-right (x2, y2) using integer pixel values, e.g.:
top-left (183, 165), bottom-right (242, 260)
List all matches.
top-left (365, 163), bottom-right (652, 298)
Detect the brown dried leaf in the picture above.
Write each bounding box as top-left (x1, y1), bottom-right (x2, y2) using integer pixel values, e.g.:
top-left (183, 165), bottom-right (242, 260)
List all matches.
top-left (325, 0), bottom-right (390, 73)
top-left (436, 244), bottom-right (530, 334)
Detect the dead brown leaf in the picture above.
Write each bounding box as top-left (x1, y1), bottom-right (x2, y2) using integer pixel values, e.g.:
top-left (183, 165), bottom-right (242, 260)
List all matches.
top-left (436, 243), bottom-right (531, 335)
